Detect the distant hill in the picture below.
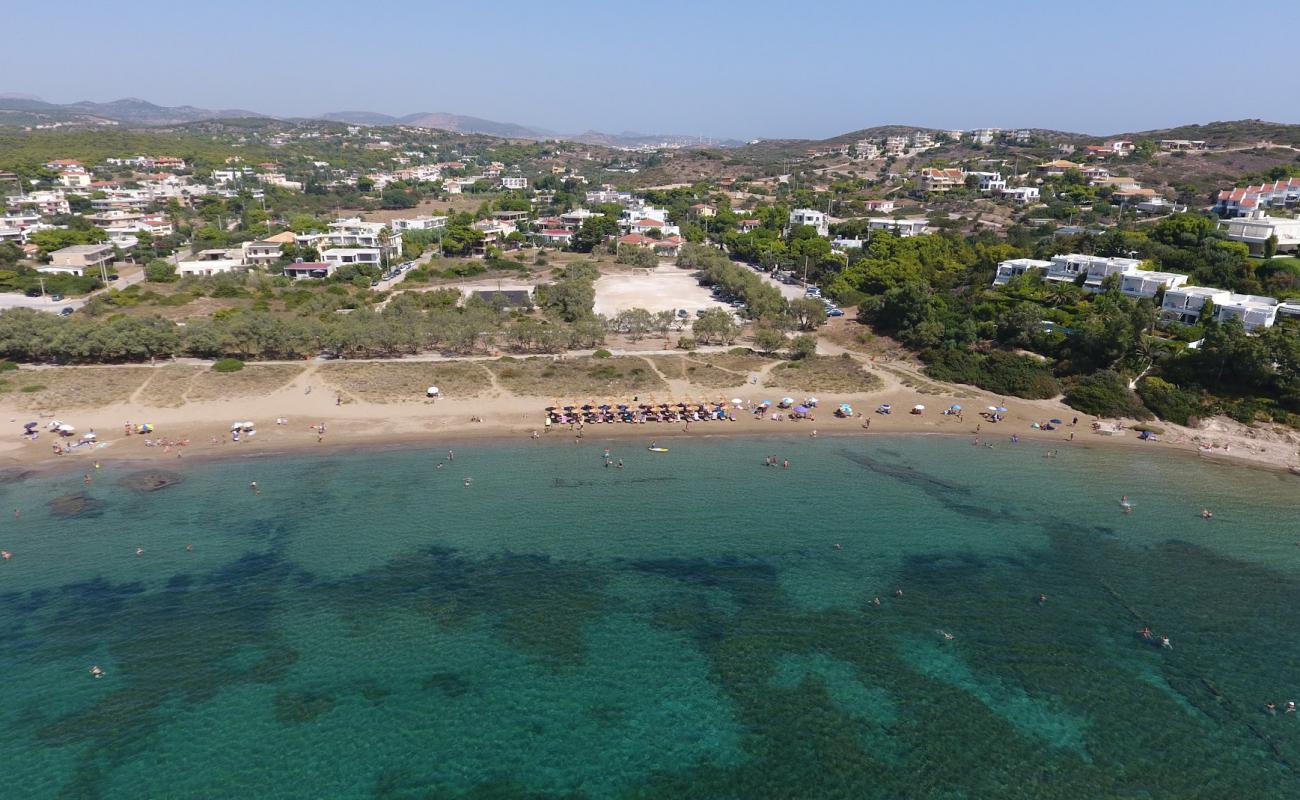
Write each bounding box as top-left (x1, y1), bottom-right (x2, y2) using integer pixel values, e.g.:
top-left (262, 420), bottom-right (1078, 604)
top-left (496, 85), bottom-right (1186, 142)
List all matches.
top-left (1116, 120), bottom-right (1300, 148)
top-left (0, 95), bottom-right (269, 127)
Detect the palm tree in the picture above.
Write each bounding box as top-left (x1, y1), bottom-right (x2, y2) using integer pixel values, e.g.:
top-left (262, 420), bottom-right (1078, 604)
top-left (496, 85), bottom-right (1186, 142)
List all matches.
top-left (1044, 282), bottom-right (1077, 308)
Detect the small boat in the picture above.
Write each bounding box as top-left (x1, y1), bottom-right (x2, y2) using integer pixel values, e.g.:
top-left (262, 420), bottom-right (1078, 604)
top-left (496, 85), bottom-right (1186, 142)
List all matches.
top-left (1289, 466), bottom-right (1300, 476)
top-left (647, 446), bottom-right (669, 453)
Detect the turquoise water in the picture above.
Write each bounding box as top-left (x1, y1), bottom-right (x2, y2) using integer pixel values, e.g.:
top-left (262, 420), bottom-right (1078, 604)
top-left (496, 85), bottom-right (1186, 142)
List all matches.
top-left (2, 434), bottom-right (1299, 799)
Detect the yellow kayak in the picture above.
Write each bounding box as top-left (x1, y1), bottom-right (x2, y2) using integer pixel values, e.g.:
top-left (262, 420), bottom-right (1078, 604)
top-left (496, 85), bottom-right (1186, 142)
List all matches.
top-left (647, 447), bottom-right (669, 453)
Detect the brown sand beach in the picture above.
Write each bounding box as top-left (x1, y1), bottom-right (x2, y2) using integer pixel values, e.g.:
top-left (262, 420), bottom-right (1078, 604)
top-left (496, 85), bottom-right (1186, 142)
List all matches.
top-left (1, 351), bottom-right (1298, 473)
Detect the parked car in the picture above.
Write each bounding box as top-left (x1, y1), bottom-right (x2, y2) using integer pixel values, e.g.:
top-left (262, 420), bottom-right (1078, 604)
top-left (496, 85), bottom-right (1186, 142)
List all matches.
top-left (60, 307), bottom-right (74, 317)
top-left (827, 308), bottom-right (845, 317)
top-left (50, 293), bottom-right (64, 301)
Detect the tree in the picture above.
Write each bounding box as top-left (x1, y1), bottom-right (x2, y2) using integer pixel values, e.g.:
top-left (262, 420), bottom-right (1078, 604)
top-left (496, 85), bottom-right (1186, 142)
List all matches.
top-left (790, 297), bottom-right (827, 330)
top-left (570, 216), bottom-right (619, 252)
top-left (144, 259), bottom-right (178, 283)
top-left (1264, 234), bottom-right (1279, 260)
top-left (788, 334), bottom-right (818, 360)
top-left (693, 308), bottom-right (740, 345)
top-left (754, 327), bottom-right (786, 353)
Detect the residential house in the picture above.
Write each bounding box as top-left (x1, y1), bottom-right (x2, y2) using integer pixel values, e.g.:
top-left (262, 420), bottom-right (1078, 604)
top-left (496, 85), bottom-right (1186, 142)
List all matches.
top-left (44, 243), bottom-right (115, 276)
top-left (689, 203), bottom-right (716, 218)
top-left (788, 208), bottom-right (829, 237)
top-left (500, 176), bottom-right (528, 190)
top-left (868, 218), bottom-right (928, 237)
top-left (911, 132), bottom-right (935, 150)
top-left (1045, 254), bottom-right (1143, 287)
top-left (321, 247), bottom-right (381, 267)
top-left (831, 237), bottom-right (865, 251)
top-left (884, 136), bottom-right (909, 157)
top-left (1037, 159), bottom-right (1081, 177)
top-left (1001, 186), bottom-right (1040, 205)
top-left (1221, 209), bottom-right (1300, 255)
top-left (863, 199), bottom-right (896, 213)
top-left (585, 188), bottom-right (632, 205)
top-left (993, 258), bottom-right (1052, 285)
top-left (282, 261), bottom-right (336, 280)
top-left (559, 208), bottom-right (598, 229)
top-left (492, 211), bottom-right (529, 225)
top-left (1161, 285), bottom-right (1231, 325)
top-left (1215, 179), bottom-right (1300, 217)
top-left (855, 141), bottom-right (881, 160)
top-left (44, 159), bottom-right (84, 172)
top-left (968, 171), bottom-right (1006, 193)
top-left (1214, 293), bottom-right (1280, 330)
top-left (241, 239), bottom-right (287, 267)
top-left (296, 218), bottom-right (402, 261)
top-left (970, 128), bottom-right (1000, 145)
top-left (1159, 139), bottom-right (1207, 151)
top-left (1090, 175), bottom-right (1141, 190)
top-left (178, 248), bottom-right (245, 276)
top-left (737, 218), bottom-right (761, 233)
top-left (617, 233), bottom-right (683, 257)
top-left (1104, 140), bottom-right (1134, 154)
top-left (919, 168), bottom-right (965, 193)
top-left (535, 228), bottom-right (574, 247)
top-left (6, 190), bottom-right (70, 216)
top-left (59, 171), bottom-right (91, 188)
top-left (1118, 269), bottom-right (1187, 300)
top-left (390, 215), bottom-right (448, 232)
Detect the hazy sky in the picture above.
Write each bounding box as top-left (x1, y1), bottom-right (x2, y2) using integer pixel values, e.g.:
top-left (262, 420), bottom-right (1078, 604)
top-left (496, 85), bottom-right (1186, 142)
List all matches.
top-left (6, 0), bottom-right (1297, 139)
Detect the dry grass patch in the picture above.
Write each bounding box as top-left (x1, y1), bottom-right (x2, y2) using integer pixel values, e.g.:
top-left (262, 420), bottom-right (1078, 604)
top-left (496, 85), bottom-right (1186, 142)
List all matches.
top-left (488, 356), bottom-right (667, 398)
top-left (675, 353), bottom-right (774, 389)
top-left (319, 362), bottom-right (491, 403)
top-left (137, 365), bottom-right (201, 407)
top-left (186, 365), bottom-right (304, 403)
top-left (769, 356), bottom-right (883, 393)
top-left (10, 367), bottom-right (154, 410)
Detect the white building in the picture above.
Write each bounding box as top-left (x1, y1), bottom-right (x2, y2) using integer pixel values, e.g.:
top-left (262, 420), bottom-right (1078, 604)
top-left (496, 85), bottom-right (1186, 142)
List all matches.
top-left (296, 218), bottom-right (402, 261)
top-left (1118, 269), bottom-right (1187, 300)
top-left (46, 243), bottom-right (115, 275)
top-left (1161, 286), bottom-right (1232, 325)
top-left (1001, 186), bottom-right (1040, 205)
top-left (1214, 293), bottom-right (1280, 331)
top-left (993, 258), bottom-right (1052, 285)
top-left (500, 176), bottom-right (528, 190)
top-left (884, 136), bottom-right (909, 157)
top-left (968, 171), bottom-right (1006, 193)
top-left (1045, 254), bottom-right (1143, 287)
top-left (177, 250), bottom-right (245, 276)
top-left (1221, 209), bottom-right (1300, 256)
top-left (390, 215), bottom-right (448, 232)
top-left (321, 247), bottom-right (382, 266)
top-left (970, 128), bottom-right (1000, 145)
top-left (868, 218), bottom-right (928, 237)
top-left (282, 261), bottom-right (337, 280)
top-left (789, 208), bottom-right (829, 237)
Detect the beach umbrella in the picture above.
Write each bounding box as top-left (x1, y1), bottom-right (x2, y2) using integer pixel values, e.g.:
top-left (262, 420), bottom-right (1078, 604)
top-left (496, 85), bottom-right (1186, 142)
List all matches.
top-left (82, 432), bottom-right (97, 440)
top-left (807, 397), bottom-right (818, 405)
top-left (759, 400), bottom-right (772, 406)
top-left (58, 424), bottom-right (75, 433)
top-left (794, 405), bottom-right (809, 414)
top-left (781, 397), bottom-right (794, 405)
top-left (995, 406), bottom-right (1008, 413)
top-left (950, 404), bottom-right (962, 410)
top-left (427, 386), bottom-right (440, 397)
top-left (1050, 418), bottom-right (1063, 424)
top-left (987, 405), bottom-right (999, 411)
top-left (913, 404), bottom-right (925, 411)
top-left (23, 422), bottom-right (37, 430)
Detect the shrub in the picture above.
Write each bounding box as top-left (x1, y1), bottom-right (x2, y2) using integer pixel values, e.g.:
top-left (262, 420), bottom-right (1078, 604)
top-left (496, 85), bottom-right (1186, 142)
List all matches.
top-left (592, 349), bottom-right (612, 359)
top-left (729, 347), bottom-right (755, 356)
top-left (1136, 376), bottom-right (1203, 426)
top-left (1063, 370), bottom-right (1151, 419)
top-left (922, 348), bottom-right (1060, 399)
top-left (788, 334), bottom-right (818, 360)
top-left (212, 358), bottom-right (245, 373)
top-left (676, 336), bottom-right (697, 350)
top-left (0, 360), bottom-right (16, 372)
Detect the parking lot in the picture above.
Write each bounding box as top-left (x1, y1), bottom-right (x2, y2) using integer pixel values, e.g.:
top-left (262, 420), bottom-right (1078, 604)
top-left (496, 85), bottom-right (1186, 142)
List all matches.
top-left (593, 267), bottom-right (733, 317)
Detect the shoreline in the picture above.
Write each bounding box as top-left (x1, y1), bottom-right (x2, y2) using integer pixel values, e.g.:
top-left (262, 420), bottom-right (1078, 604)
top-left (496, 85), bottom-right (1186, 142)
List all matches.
top-left (3, 355), bottom-right (1297, 478)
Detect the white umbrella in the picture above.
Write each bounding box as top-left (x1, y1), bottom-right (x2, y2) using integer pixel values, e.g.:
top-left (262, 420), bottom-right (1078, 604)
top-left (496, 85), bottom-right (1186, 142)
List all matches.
top-left (82, 432), bottom-right (97, 440)
top-left (731, 397), bottom-right (744, 406)
top-left (427, 386), bottom-right (440, 397)
top-left (58, 424), bottom-right (75, 433)
top-left (231, 422), bottom-right (242, 430)
top-left (987, 406), bottom-right (999, 411)
top-left (913, 404), bottom-right (925, 411)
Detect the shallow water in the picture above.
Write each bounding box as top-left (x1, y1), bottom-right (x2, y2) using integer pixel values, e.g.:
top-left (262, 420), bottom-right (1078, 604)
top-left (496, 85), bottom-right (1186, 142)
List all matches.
top-left (2, 435), bottom-right (1299, 799)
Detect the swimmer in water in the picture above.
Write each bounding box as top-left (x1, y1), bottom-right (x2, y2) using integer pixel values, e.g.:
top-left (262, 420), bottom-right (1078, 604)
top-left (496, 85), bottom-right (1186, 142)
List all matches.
top-left (249, 481), bottom-right (259, 494)
top-left (872, 596), bottom-right (881, 607)
top-left (1037, 593), bottom-right (1048, 605)
top-left (463, 477), bottom-right (472, 487)
top-left (833, 543), bottom-right (842, 550)
top-left (1201, 508), bottom-right (1213, 519)
top-left (941, 631), bottom-right (955, 641)
top-left (89, 665), bottom-right (104, 679)
top-left (617, 459), bottom-right (624, 468)
top-left (185, 544), bottom-right (193, 552)
top-left (2, 550), bottom-right (11, 561)
top-left (893, 588), bottom-right (903, 598)
top-left (135, 548), bottom-right (144, 556)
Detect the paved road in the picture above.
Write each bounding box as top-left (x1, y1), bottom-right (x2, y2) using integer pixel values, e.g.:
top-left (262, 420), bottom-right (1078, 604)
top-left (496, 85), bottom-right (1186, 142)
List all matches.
top-left (0, 264), bottom-right (144, 314)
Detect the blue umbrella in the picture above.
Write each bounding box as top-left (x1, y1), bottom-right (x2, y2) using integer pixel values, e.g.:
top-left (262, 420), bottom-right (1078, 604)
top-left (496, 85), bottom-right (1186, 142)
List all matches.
top-left (950, 404), bottom-right (962, 410)
top-left (794, 405), bottom-right (809, 414)
top-left (1050, 418), bottom-right (1063, 424)
top-left (995, 406), bottom-right (1008, 412)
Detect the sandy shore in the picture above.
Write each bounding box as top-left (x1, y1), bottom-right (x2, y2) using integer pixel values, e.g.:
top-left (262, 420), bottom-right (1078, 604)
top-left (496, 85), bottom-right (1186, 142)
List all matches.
top-left (2, 355), bottom-right (1298, 475)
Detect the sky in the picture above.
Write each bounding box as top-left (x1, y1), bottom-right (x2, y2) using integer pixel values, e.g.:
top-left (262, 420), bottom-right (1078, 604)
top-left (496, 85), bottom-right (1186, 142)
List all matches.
top-left (5, 0), bottom-right (1298, 140)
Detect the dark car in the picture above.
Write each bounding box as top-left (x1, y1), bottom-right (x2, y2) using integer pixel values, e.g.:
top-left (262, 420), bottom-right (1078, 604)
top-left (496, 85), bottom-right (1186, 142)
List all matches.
top-left (50, 293), bottom-right (64, 301)
top-left (60, 307), bottom-right (74, 317)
